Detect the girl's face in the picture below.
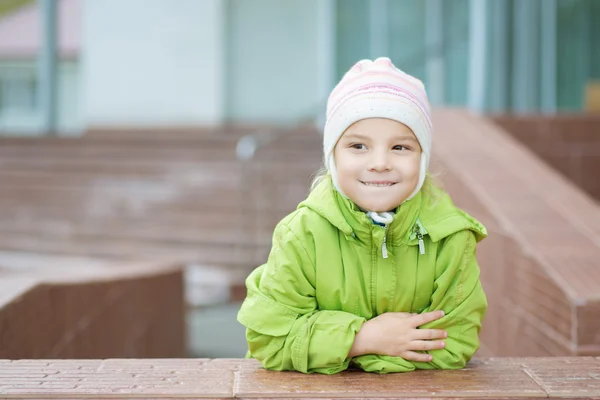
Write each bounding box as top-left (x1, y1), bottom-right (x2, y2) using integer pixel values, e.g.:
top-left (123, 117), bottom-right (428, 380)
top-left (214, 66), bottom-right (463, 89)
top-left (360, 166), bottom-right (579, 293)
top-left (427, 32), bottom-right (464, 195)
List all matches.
top-left (333, 118), bottom-right (422, 212)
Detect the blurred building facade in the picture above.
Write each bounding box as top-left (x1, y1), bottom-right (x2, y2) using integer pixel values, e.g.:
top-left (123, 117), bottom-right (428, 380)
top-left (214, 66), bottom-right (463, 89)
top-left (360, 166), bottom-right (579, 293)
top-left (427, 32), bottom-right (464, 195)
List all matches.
top-left (0, 0), bottom-right (598, 136)
top-left (0, 0), bottom-right (81, 134)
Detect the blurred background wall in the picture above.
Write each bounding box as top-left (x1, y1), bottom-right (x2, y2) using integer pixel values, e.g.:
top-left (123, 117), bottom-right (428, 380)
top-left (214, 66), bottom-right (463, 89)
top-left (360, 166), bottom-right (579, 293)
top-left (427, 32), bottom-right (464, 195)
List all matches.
top-left (1, 0), bottom-right (599, 136)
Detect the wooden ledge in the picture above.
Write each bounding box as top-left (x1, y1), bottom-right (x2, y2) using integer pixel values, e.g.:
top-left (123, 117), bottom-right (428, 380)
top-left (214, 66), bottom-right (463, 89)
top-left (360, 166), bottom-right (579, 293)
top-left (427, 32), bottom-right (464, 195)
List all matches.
top-left (1, 357), bottom-right (599, 399)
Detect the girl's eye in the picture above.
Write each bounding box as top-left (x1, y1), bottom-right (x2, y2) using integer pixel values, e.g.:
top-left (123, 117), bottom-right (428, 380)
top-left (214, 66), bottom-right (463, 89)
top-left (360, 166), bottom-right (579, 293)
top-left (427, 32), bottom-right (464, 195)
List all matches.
top-left (351, 143), bottom-right (366, 150)
top-left (393, 145), bottom-right (410, 151)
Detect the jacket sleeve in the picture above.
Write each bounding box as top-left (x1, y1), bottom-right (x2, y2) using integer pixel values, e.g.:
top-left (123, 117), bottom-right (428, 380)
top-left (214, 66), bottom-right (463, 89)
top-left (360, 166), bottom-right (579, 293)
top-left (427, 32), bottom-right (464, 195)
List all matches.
top-left (351, 230), bottom-right (486, 373)
top-left (236, 220), bottom-right (366, 374)
top-left (412, 229), bottom-right (488, 370)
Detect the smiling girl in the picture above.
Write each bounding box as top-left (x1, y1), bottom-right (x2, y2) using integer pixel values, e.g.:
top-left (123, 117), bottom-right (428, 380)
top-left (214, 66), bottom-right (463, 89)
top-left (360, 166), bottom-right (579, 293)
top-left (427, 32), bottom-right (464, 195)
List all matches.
top-left (237, 57), bottom-right (488, 374)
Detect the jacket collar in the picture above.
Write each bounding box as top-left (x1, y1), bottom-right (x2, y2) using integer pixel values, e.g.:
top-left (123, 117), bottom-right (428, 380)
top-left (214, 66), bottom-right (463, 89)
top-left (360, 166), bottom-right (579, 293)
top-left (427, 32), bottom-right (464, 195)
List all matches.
top-left (299, 176), bottom-right (422, 245)
top-left (299, 175), bottom-right (487, 245)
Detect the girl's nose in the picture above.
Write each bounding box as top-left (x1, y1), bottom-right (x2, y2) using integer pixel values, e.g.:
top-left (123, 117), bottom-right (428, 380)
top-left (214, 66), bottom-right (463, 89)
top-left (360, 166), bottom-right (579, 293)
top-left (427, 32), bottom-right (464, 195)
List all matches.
top-left (368, 151), bottom-right (392, 172)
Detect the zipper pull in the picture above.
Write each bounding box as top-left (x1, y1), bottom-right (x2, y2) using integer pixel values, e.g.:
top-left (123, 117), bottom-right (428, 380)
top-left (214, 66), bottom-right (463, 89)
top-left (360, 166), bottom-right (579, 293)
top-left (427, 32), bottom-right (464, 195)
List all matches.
top-left (416, 226), bottom-right (425, 255)
top-left (418, 238), bottom-right (425, 255)
top-left (382, 234), bottom-right (388, 258)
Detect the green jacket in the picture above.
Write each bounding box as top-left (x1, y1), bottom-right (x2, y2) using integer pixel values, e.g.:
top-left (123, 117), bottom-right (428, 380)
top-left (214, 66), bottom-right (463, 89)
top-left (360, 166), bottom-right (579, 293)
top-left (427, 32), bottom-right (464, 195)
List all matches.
top-left (237, 176), bottom-right (487, 374)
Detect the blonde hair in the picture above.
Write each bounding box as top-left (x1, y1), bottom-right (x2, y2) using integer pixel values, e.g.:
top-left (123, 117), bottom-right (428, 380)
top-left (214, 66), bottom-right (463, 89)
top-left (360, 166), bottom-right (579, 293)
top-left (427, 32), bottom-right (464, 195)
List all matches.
top-left (310, 166), bottom-right (329, 192)
top-left (421, 169), bottom-right (445, 205)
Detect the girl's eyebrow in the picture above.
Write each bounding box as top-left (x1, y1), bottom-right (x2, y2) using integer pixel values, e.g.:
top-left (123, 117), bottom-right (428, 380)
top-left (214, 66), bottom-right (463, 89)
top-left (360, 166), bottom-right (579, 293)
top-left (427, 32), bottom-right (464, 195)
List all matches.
top-left (342, 133), bottom-right (370, 141)
top-left (395, 136), bottom-right (419, 143)
top-left (343, 133), bottom-right (418, 142)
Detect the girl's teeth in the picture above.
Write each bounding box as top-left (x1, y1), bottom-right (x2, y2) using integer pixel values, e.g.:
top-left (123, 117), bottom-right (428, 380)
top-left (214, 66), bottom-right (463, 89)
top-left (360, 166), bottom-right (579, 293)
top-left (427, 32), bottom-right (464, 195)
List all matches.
top-left (364, 182), bottom-right (393, 187)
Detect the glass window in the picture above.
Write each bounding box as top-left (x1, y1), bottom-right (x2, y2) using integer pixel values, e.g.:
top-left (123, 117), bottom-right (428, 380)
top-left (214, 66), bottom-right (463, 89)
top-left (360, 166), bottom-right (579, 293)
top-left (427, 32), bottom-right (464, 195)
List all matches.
top-left (0, 68), bottom-right (37, 113)
top-left (556, 0), bottom-right (596, 111)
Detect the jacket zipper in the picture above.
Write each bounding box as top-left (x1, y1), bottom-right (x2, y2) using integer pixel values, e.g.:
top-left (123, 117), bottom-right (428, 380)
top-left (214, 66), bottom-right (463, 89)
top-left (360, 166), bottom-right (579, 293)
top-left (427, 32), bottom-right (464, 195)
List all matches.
top-left (381, 226), bottom-right (389, 258)
top-left (415, 224), bottom-right (425, 255)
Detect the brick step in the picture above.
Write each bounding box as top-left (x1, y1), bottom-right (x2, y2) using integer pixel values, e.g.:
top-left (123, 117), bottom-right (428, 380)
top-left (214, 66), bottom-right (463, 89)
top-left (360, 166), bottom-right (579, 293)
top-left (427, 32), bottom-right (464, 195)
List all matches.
top-left (0, 231), bottom-right (271, 269)
top-left (0, 190), bottom-right (308, 217)
top-left (0, 202), bottom-right (299, 224)
top-left (0, 149), bottom-right (320, 163)
top-left (0, 165), bottom-right (318, 187)
top-left (0, 219), bottom-right (278, 246)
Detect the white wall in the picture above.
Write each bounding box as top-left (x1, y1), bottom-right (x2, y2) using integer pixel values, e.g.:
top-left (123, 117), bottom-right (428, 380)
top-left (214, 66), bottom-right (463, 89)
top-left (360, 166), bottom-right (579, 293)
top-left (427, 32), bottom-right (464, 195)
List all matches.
top-left (226, 0), bottom-right (323, 123)
top-left (81, 0), bottom-right (225, 128)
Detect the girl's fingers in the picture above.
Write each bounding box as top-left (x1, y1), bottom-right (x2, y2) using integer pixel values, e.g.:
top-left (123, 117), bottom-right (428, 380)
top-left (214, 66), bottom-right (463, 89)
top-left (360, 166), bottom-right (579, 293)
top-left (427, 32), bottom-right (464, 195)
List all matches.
top-left (411, 310), bottom-right (445, 327)
top-left (407, 339), bottom-right (446, 351)
top-left (401, 351), bottom-right (434, 363)
top-left (412, 329), bottom-right (448, 341)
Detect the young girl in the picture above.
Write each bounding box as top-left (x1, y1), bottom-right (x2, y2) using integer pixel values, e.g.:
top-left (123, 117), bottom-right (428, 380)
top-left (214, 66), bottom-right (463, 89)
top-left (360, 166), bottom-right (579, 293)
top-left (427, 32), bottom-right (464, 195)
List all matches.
top-left (237, 57), bottom-right (487, 374)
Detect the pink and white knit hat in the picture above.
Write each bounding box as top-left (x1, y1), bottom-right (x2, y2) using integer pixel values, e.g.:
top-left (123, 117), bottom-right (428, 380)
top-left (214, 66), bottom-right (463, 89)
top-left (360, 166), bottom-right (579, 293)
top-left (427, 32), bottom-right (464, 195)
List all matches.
top-left (324, 57), bottom-right (433, 202)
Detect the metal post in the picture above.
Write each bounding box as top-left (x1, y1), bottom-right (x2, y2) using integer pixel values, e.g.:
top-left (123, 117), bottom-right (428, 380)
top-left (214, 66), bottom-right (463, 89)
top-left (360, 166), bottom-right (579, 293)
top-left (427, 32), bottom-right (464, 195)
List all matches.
top-left (425, 0), bottom-right (444, 105)
top-left (38, 0), bottom-right (58, 135)
top-left (512, 0), bottom-right (540, 113)
top-left (488, 0), bottom-right (509, 112)
top-left (317, 0), bottom-right (336, 130)
top-left (468, 0), bottom-right (487, 113)
top-left (540, 0), bottom-right (557, 114)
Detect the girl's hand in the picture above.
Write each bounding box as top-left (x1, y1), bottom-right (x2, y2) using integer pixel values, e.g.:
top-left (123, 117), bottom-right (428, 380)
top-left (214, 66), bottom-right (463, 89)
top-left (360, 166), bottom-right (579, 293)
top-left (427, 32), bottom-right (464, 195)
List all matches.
top-left (349, 311), bottom-right (447, 362)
